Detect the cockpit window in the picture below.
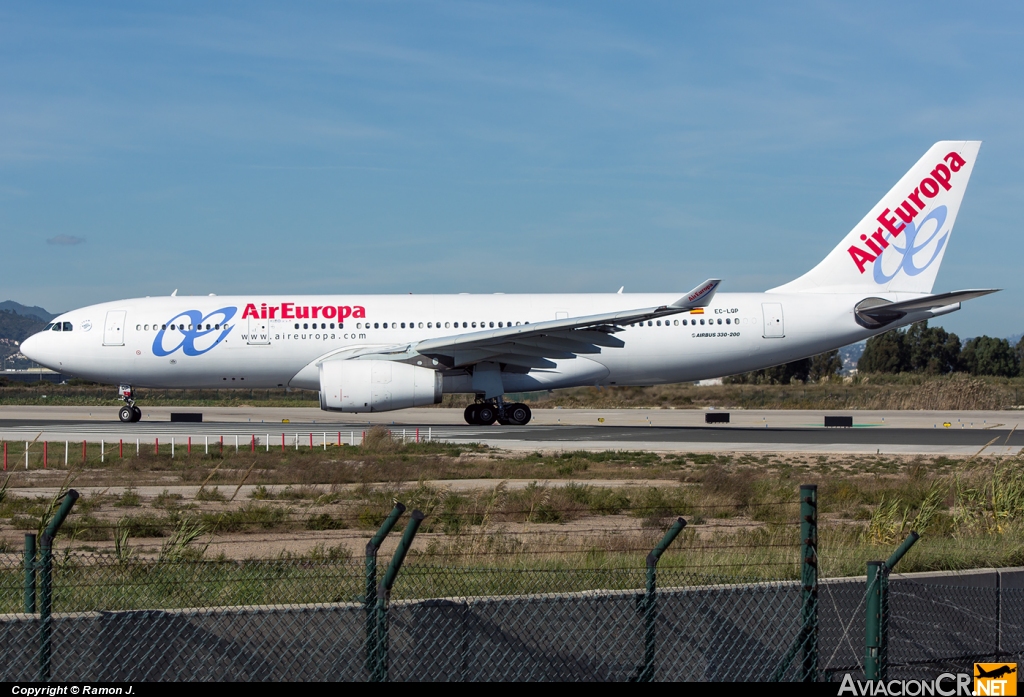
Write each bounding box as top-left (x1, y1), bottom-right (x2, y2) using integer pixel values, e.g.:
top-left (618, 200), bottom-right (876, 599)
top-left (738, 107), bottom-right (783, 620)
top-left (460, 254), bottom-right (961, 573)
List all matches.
top-left (51, 323), bottom-right (62, 332)
top-left (43, 323), bottom-right (54, 331)
top-left (62, 322), bottom-right (72, 331)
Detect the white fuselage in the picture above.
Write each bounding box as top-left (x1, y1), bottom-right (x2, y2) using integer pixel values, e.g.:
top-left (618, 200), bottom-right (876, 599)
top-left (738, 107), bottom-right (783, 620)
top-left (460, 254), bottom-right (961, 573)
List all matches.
top-left (21, 291), bottom-right (936, 394)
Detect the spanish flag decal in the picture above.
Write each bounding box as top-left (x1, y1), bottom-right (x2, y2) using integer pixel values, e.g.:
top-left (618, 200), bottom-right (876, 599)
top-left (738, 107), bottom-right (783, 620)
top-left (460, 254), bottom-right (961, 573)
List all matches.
top-left (689, 308), bottom-right (704, 315)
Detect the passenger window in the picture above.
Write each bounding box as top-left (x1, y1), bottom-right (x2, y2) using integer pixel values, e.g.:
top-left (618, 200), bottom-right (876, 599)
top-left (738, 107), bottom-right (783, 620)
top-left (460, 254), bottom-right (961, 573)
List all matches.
top-left (304, 323), bottom-right (309, 329)
top-left (215, 324), bottom-right (220, 330)
top-left (463, 322), bottom-right (468, 328)
top-left (330, 323), bottom-right (335, 329)
top-left (682, 319), bottom-right (687, 326)
top-left (489, 322), bottom-right (494, 328)
top-left (401, 322), bottom-right (406, 328)
top-left (673, 320), bottom-right (678, 326)
top-left (472, 322), bottom-right (477, 328)
top-left (144, 324), bottom-right (149, 331)
top-left (656, 320), bottom-right (661, 326)
top-left (162, 325), bottom-right (167, 330)
top-left (294, 323), bottom-right (299, 329)
top-left (717, 319), bottom-right (722, 325)
top-left (444, 322), bottom-right (450, 328)
top-left (648, 321), bottom-right (652, 327)
top-left (700, 319), bottom-right (705, 325)
top-left (374, 323), bottom-right (379, 329)
top-left (725, 318), bottom-right (730, 324)
top-left (136, 324), bottom-right (141, 331)
top-left (419, 322), bottom-right (424, 329)
top-left (427, 322), bottom-right (432, 329)
top-left (516, 321), bottom-right (520, 326)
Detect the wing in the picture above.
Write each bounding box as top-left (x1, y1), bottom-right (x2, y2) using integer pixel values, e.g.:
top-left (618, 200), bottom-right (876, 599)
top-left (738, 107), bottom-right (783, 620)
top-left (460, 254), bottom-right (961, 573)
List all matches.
top-left (353, 278), bottom-right (721, 370)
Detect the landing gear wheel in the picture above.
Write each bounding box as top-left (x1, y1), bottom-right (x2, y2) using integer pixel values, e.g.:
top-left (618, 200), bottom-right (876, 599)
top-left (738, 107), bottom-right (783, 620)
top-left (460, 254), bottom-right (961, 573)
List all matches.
top-left (118, 406), bottom-right (134, 423)
top-left (131, 406), bottom-right (142, 422)
top-left (464, 404), bottom-right (480, 425)
top-left (476, 404), bottom-right (498, 426)
top-left (507, 403), bottom-right (532, 425)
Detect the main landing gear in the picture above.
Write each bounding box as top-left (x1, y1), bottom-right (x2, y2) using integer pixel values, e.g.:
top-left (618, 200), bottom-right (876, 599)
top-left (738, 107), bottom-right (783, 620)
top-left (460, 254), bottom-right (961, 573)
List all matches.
top-left (118, 385), bottom-right (142, 423)
top-left (464, 398), bottom-right (532, 426)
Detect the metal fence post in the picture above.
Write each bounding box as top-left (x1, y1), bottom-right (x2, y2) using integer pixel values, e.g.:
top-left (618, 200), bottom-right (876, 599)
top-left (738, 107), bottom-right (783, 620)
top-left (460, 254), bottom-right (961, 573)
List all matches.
top-left (23, 533), bottom-right (36, 613)
top-left (880, 531), bottom-right (919, 679)
top-left (37, 489), bottom-right (79, 683)
top-left (364, 503), bottom-right (406, 678)
top-left (865, 560), bottom-right (883, 680)
top-left (800, 484), bottom-right (818, 682)
top-left (633, 517), bottom-right (686, 682)
top-left (372, 510), bottom-right (425, 682)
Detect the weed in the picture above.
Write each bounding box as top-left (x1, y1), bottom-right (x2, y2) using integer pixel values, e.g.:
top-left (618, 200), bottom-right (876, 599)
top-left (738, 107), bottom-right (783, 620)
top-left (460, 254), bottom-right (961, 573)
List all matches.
top-left (196, 486), bottom-right (226, 502)
top-left (116, 488), bottom-right (141, 507)
top-left (305, 513), bottom-right (346, 531)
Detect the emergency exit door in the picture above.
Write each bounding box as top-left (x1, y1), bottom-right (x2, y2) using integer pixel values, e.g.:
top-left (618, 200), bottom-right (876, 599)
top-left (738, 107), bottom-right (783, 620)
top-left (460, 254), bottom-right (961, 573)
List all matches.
top-left (103, 311), bottom-right (126, 346)
top-left (761, 303), bottom-right (785, 338)
top-left (247, 317), bottom-right (270, 345)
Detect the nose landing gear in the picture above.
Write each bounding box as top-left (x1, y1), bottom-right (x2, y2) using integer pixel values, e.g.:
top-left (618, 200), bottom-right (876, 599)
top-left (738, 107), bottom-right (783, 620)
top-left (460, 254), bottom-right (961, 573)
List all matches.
top-left (118, 385), bottom-right (142, 423)
top-left (464, 398), bottom-right (531, 426)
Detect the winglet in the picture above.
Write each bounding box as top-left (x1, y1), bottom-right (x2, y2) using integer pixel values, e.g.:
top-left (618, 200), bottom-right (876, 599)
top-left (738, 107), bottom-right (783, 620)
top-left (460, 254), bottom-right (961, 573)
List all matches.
top-left (671, 279), bottom-right (721, 309)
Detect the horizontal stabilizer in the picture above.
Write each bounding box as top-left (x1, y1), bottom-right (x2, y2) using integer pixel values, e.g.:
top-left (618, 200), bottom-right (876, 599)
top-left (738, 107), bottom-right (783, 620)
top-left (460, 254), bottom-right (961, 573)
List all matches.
top-left (855, 289), bottom-right (999, 328)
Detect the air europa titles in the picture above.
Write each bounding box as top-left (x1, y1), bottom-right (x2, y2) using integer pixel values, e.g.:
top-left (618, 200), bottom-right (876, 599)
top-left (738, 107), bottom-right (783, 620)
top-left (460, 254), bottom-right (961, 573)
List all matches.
top-left (241, 302), bottom-right (367, 321)
top-left (848, 151), bottom-right (967, 274)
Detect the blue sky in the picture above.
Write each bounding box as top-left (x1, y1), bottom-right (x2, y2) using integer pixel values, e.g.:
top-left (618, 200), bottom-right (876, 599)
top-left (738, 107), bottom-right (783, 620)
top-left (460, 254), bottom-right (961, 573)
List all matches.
top-left (1, 1), bottom-right (1022, 337)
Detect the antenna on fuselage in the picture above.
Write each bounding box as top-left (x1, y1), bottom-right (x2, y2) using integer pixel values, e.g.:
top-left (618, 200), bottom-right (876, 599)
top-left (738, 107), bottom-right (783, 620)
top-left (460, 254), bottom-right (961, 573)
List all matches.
top-left (617, 286), bottom-right (624, 294)
top-left (171, 289), bottom-right (178, 297)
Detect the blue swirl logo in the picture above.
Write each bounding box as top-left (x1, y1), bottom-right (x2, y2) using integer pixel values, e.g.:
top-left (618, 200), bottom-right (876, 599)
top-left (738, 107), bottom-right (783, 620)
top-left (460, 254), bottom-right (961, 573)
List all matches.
top-left (153, 307), bottom-right (237, 357)
top-left (873, 205), bottom-right (949, 284)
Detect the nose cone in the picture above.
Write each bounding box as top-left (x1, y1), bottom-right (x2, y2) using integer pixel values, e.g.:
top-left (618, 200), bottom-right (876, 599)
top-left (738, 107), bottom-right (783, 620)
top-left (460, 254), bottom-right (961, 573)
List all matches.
top-left (20, 333), bottom-right (41, 362)
top-left (20, 332), bottom-right (57, 370)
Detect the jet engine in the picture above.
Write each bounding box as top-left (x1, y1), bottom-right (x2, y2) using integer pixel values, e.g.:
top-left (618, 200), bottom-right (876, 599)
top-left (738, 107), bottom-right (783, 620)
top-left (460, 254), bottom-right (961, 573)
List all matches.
top-left (319, 360), bottom-right (442, 413)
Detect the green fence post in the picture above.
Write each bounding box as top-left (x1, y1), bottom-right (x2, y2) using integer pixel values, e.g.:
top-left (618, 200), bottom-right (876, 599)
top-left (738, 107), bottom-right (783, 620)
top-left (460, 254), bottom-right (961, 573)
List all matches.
top-left (865, 560), bottom-right (883, 681)
top-left (364, 503), bottom-right (406, 678)
top-left (37, 489), bottom-right (79, 683)
top-left (634, 517), bottom-right (686, 682)
top-left (800, 484), bottom-right (818, 682)
top-left (23, 533), bottom-right (36, 614)
top-left (879, 531), bottom-right (919, 680)
top-left (372, 509), bottom-right (424, 682)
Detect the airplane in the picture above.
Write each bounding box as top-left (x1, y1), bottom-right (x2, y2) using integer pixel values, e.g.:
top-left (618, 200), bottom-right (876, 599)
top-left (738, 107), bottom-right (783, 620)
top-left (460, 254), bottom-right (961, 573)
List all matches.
top-left (976, 665), bottom-right (1017, 679)
top-left (21, 140), bottom-right (997, 426)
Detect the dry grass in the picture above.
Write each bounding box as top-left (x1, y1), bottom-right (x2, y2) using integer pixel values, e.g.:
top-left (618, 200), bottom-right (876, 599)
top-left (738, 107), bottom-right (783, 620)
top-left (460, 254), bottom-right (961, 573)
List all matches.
top-left (3, 439), bottom-right (1024, 577)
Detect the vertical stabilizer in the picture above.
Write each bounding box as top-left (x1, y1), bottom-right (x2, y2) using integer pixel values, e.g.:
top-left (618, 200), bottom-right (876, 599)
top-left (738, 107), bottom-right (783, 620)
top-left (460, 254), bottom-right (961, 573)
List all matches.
top-left (770, 141), bottom-right (981, 294)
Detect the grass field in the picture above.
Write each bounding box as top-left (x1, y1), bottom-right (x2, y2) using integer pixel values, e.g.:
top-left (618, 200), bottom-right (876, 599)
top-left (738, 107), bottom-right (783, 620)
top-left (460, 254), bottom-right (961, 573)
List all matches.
top-left (2, 425), bottom-right (1024, 600)
top-left (4, 372), bottom-right (1024, 410)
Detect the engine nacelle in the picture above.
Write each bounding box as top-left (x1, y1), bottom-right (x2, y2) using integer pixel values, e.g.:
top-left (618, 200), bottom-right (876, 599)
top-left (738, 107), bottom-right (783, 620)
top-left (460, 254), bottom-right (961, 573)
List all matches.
top-left (319, 360), bottom-right (442, 413)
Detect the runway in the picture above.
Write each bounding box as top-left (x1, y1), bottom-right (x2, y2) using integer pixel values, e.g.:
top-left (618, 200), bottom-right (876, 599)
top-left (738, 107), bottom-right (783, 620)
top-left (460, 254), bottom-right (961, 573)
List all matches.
top-left (1, 406), bottom-right (1022, 455)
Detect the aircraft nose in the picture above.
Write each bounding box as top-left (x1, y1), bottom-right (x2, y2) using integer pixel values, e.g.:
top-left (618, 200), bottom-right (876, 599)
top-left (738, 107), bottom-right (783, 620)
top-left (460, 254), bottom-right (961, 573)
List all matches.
top-left (20, 333), bottom-right (41, 362)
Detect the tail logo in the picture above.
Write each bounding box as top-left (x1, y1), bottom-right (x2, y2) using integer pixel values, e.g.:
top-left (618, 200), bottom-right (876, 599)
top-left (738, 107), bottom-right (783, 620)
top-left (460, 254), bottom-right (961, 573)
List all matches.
top-left (872, 206), bottom-right (949, 283)
top-left (153, 307), bottom-right (237, 357)
top-left (848, 150), bottom-right (966, 277)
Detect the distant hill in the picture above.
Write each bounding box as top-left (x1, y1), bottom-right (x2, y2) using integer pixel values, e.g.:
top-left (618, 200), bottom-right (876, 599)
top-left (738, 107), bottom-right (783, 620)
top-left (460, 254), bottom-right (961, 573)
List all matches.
top-left (0, 310), bottom-right (46, 343)
top-left (0, 301), bottom-right (56, 323)
top-left (839, 341), bottom-right (866, 373)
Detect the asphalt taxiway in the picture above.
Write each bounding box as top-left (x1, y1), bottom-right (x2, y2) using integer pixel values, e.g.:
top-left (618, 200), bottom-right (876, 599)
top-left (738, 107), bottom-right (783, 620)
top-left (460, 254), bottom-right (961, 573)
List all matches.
top-left (0, 406), bottom-right (1021, 455)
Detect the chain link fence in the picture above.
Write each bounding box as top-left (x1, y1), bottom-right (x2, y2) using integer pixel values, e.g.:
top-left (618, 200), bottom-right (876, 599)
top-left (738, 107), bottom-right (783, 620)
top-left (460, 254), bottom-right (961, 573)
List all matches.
top-left (3, 489), bottom-right (1024, 681)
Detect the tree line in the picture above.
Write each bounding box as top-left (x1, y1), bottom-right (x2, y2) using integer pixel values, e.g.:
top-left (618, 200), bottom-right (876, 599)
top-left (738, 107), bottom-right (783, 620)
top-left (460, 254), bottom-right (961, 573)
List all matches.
top-left (858, 321), bottom-right (1022, 377)
top-left (725, 321), bottom-right (1023, 385)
